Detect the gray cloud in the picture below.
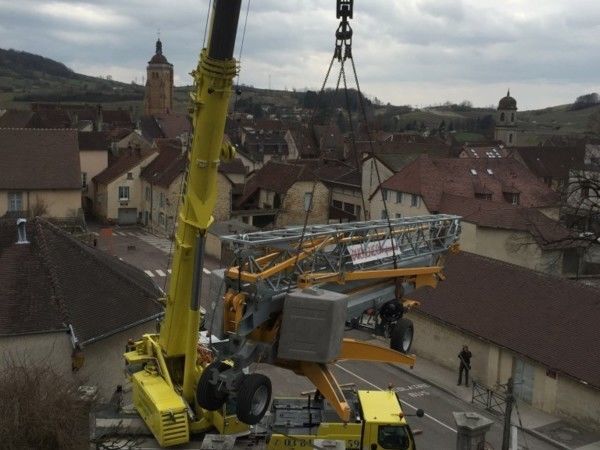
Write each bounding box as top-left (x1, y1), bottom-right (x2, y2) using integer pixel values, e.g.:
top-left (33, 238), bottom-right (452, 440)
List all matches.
top-left (0, 0), bottom-right (598, 109)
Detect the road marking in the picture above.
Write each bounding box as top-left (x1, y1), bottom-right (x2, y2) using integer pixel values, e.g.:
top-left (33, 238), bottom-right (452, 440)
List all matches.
top-left (335, 363), bottom-right (457, 433)
top-left (156, 269), bottom-right (166, 277)
top-left (144, 270), bottom-right (155, 277)
top-left (203, 268), bottom-right (211, 275)
top-left (114, 231), bottom-right (125, 236)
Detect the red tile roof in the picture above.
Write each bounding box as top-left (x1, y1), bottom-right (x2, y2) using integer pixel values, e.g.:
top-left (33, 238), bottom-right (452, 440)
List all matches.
top-left (0, 129), bottom-right (81, 190)
top-left (437, 194), bottom-right (577, 249)
top-left (93, 145), bottom-right (156, 185)
top-left (0, 110), bottom-right (40, 128)
top-left (516, 145), bottom-right (586, 179)
top-left (412, 251), bottom-right (600, 388)
top-left (78, 131), bottom-right (109, 151)
top-left (378, 155), bottom-right (559, 210)
top-left (0, 218), bottom-right (162, 342)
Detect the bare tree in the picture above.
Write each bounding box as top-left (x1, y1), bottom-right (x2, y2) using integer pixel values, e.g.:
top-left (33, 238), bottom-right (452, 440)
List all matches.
top-left (0, 357), bottom-right (92, 450)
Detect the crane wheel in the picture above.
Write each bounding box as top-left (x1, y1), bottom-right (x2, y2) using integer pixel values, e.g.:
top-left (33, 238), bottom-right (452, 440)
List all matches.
top-left (196, 361), bottom-right (230, 411)
top-left (390, 318), bottom-right (414, 354)
top-left (236, 373), bottom-right (272, 425)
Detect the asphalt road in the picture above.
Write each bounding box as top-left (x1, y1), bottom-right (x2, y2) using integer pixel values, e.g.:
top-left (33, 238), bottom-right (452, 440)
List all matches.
top-left (95, 226), bottom-right (556, 450)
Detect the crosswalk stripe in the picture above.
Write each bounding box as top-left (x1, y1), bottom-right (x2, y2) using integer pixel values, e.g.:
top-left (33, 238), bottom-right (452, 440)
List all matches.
top-left (203, 268), bottom-right (211, 275)
top-left (156, 269), bottom-right (166, 277)
top-left (114, 231), bottom-right (125, 236)
top-left (144, 270), bottom-right (155, 277)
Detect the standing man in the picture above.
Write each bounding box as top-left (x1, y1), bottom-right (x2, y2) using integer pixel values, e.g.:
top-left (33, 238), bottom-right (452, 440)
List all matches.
top-left (457, 345), bottom-right (472, 387)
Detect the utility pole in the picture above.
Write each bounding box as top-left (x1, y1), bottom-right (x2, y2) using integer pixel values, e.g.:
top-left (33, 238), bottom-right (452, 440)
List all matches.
top-left (502, 377), bottom-right (514, 450)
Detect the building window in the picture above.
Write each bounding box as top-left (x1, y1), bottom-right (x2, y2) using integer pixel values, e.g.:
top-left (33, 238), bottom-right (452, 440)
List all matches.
top-left (382, 189), bottom-right (388, 201)
top-left (159, 212), bottom-right (165, 226)
top-left (127, 172), bottom-right (133, 180)
top-left (411, 194), bottom-right (419, 207)
top-left (332, 199), bottom-right (343, 209)
top-left (396, 192), bottom-right (402, 204)
top-left (159, 192), bottom-right (165, 208)
top-left (343, 202), bottom-right (355, 213)
top-left (475, 193), bottom-right (492, 201)
top-left (118, 186), bottom-right (130, 201)
top-left (511, 113), bottom-right (515, 122)
top-left (82, 172), bottom-right (87, 188)
top-left (8, 192), bottom-right (23, 212)
top-left (381, 210), bottom-right (388, 219)
top-left (145, 186), bottom-right (151, 201)
top-left (355, 205), bottom-right (361, 219)
top-left (509, 133), bottom-right (513, 144)
top-left (581, 183), bottom-right (590, 199)
top-left (304, 192), bottom-right (313, 211)
top-left (500, 112), bottom-right (505, 122)
top-left (396, 213), bottom-right (402, 219)
top-left (512, 193), bottom-right (520, 205)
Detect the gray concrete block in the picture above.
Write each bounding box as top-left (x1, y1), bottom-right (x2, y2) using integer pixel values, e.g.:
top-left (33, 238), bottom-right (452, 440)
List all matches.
top-left (206, 269), bottom-right (227, 339)
top-left (277, 287), bottom-right (347, 363)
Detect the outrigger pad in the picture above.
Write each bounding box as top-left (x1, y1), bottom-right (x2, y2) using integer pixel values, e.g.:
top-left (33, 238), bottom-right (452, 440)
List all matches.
top-left (277, 287), bottom-right (347, 363)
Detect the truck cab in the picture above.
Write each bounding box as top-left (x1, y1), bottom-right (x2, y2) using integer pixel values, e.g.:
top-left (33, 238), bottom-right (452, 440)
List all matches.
top-left (267, 388), bottom-right (417, 450)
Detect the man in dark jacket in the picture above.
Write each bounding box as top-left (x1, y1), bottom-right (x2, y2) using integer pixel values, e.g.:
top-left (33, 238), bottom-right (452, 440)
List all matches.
top-left (457, 345), bottom-right (472, 387)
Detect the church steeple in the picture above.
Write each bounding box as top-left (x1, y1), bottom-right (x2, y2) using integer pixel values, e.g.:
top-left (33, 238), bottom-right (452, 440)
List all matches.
top-left (144, 35), bottom-right (174, 115)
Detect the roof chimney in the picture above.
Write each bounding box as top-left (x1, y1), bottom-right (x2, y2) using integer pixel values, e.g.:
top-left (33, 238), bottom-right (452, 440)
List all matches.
top-left (16, 218), bottom-right (29, 244)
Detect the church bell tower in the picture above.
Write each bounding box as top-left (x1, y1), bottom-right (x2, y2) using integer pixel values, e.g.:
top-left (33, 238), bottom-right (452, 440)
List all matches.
top-left (144, 38), bottom-right (174, 115)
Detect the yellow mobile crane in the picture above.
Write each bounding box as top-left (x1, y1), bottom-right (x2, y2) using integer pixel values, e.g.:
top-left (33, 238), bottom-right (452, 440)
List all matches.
top-left (124, 1), bottom-right (460, 448)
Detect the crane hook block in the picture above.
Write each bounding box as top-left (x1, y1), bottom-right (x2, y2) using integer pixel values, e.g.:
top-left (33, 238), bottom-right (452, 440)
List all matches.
top-left (336, 0), bottom-right (353, 20)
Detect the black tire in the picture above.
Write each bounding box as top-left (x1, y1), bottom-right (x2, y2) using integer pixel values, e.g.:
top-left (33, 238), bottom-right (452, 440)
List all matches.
top-left (390, 318), bottom-right (414, 354)
top-left (236, 373), bottom-right (272, 425)
top-left (196, 361), bottom-right (229, 411)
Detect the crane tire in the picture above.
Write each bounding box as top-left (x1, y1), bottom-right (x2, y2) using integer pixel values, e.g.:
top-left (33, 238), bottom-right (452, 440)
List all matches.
top-left (196, 361), bottom-right (229, 411)
top-left (390, 318), bottom-right (414, 354)
top-left (236, 373), bottom-right (272, 425)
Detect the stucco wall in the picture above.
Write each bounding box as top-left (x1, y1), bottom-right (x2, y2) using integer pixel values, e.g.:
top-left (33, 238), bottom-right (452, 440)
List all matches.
top-left (331, 186), bottom-right (364, 219)
top-left (370, 189), bottom-right (429, 219)
top-left (214, 173), bottom-right (233, 222)
top-left (80, 150), bottom-right (108, 201)
top-left (96, 152), bottom-right (157, 221)
top-left (78, 321), bottom-right (157, 400)
top-left (0, 321), bottom-right (157, 400)
top-left (362, 157), bottom-right (393, 218)
top-left (0, 189), bottom-right (81, 217)
top-left (555, 375), bottom-right (600, 431)
top-left (408, 310), bottom-right (600, 431)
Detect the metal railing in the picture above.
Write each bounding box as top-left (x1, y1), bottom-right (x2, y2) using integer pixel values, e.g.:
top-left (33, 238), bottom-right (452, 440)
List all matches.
top-left (472, 381), bottom-right (508, 416)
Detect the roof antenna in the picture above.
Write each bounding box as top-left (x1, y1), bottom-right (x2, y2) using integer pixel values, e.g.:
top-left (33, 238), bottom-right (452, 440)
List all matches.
top-left (16, 218), bottom-right (29, 244)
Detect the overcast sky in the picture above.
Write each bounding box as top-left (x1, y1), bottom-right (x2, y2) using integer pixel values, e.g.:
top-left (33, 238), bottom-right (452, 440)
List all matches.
top-left (0, 0), bottom-right (599, 110)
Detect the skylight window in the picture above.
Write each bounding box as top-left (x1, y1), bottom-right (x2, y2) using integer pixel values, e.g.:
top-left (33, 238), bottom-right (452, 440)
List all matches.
top-left (470, 169), bottom-right (477, 175)
top-left (487, 169), bottom-right (494, 175)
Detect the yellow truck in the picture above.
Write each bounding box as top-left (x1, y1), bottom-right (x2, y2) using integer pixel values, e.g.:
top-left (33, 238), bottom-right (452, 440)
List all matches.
top-left (266, 388), bottom-right (421, 450)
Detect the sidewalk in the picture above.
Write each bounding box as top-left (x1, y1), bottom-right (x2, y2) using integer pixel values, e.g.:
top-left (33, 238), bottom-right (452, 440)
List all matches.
top-left (384, 344), bottom-right (600, 450)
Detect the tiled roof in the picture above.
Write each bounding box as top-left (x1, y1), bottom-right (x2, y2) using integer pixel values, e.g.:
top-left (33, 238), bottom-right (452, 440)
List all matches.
top-left (237, 161), bottom-right (310, 207)
top-left (0, 218), bottom-right (162, 343)
top-left (78, 131), bottom-right (109, 151)
top-left (102, 109), bottom-right (133, 126)
top-left (412, 251), bottom-right (600, 388)
top-left (140, 140), bottom-right (184, 188)
top-left (361, 140), bottom-right (451, 172)
top-left (437, 193), bottom-right (577, 249)
top-left (379, 155), bottom-right (559, 210)
top-left (154, 113), bottom-right (191, 139)
top-left (0, 110), bottom-right (39, 128)
top-left (0, 129), bottom-right (81, 190)
top-left (516, 146), bottom-right (586, 178)
top-left (93, 145), bottom-right (156, 185)
top-left (219, 158), bottom-right (246, 175)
